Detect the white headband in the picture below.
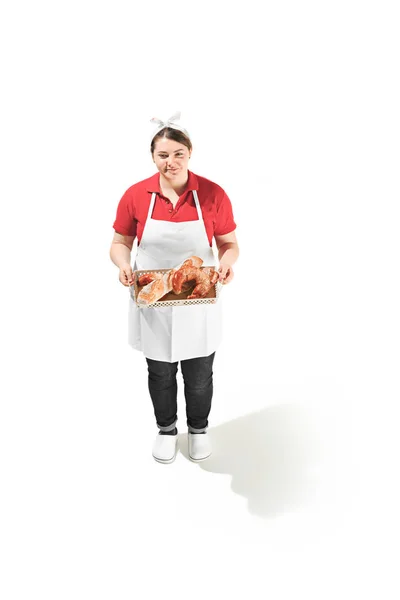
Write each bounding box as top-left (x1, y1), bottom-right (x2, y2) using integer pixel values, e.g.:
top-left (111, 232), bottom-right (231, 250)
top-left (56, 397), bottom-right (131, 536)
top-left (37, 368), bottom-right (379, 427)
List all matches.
top-left (150, 111), bottom-right (190, 140)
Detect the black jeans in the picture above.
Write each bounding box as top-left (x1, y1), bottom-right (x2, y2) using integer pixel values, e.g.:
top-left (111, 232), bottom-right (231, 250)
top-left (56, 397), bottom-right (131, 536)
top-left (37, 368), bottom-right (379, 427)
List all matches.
top-left (145, 352), bottom-right (215, 433)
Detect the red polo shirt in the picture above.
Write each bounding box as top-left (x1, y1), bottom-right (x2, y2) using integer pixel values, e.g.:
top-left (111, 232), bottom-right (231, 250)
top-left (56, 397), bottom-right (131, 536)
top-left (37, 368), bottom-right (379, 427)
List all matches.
top-left (113, 170), bottom-right (236, 246)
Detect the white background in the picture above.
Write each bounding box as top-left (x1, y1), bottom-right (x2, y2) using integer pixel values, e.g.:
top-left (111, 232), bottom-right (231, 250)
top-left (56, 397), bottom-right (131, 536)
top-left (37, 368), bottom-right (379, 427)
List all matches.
top-left (1, 0), bottom-right (399, 598)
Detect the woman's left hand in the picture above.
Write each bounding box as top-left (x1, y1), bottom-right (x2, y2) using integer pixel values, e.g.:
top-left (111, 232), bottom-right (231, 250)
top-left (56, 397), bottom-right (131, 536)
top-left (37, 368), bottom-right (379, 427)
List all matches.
top-left (218, 262), bottom-right (234, 284)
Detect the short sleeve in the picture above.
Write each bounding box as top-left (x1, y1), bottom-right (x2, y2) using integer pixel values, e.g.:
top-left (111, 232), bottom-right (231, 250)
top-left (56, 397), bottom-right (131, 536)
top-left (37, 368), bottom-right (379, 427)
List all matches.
top-left (214, 189), bottom-right (236, 236)
top-left (113, 189), bottom-right (137, 237)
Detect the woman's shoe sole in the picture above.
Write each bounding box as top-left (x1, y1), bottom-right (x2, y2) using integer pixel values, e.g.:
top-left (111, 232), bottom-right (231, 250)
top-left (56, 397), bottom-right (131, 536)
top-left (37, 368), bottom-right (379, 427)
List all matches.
top-left (188, 452), bottom-right (212, 462)
top-left (153, 454), bottom-right (177, 464)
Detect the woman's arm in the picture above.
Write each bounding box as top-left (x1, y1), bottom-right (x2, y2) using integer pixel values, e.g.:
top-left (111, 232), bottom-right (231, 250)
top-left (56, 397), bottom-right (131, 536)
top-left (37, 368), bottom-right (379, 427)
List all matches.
top-left (214, 231), bottom-right (239, 284)
top-left (110, 232), bottom-right (136, 286)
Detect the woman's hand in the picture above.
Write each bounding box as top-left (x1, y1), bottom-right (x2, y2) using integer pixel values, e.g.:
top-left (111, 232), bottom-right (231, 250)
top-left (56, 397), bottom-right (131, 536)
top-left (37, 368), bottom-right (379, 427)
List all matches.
top-left (218, 262), bottom-right (234, 284)
top-left (119, 264), bottom-right (134, 287)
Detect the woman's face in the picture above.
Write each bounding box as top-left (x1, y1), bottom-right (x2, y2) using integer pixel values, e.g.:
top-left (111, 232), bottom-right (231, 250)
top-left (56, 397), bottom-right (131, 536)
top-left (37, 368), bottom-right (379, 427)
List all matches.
top-left (152, 137), bottom-right (191, 181)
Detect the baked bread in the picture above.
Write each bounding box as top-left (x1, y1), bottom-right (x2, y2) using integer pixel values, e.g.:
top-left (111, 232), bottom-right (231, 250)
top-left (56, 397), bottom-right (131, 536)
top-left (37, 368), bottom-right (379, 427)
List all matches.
top-left (136, 256), bottom-right (217, 306)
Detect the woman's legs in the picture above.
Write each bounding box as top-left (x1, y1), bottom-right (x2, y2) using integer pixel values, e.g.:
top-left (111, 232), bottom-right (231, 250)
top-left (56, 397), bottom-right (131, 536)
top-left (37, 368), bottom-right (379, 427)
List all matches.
top-left (146, 358), bottom-right (179, 433)
top-left (180, 352), bottom-right (215, 433)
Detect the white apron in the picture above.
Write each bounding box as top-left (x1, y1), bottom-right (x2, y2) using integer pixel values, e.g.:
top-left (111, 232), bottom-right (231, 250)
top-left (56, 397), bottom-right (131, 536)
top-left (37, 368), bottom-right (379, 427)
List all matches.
top-left (128, 189), bottom-right (222, 362)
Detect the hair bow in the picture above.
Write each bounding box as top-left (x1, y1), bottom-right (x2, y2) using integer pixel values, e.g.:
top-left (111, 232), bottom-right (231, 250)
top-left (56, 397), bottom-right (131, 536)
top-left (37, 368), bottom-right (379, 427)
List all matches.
top-left (150, 111), bottom-right (189, 138)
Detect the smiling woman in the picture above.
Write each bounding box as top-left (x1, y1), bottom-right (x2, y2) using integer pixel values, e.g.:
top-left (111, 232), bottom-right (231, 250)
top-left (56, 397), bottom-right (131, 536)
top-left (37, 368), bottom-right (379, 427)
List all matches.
top-left (110, 112), bottom-right (239, 465)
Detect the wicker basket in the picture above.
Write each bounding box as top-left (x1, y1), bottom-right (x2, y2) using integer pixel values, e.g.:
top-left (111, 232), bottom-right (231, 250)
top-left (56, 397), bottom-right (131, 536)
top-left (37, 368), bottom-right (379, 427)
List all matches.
top-left (130, 267), bottom-right (221, 308)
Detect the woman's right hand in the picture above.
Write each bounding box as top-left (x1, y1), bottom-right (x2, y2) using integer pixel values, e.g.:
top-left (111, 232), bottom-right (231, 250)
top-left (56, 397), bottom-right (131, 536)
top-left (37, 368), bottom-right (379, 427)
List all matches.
top-left (119, 264), bottom-right (134, 287)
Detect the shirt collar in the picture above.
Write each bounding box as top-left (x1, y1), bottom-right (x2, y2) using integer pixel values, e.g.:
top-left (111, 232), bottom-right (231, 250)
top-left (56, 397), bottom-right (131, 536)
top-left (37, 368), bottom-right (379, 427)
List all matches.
top-left (145, 170), bottom-right (199, 193)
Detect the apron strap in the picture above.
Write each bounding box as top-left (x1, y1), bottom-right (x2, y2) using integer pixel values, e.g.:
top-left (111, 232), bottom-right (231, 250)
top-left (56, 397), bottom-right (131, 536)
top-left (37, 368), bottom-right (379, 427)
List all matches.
top-left (193, 189), bottom-right (211, 247)
top-left (146, 192), bottom-right (157, 220)
top-left (192, 190), bottom-right (203, 221)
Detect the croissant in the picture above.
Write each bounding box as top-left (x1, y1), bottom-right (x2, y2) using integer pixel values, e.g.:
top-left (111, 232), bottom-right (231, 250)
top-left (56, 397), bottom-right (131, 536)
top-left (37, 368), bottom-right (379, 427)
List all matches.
top-left (186, 268), bottom-right (218, 298)
top-left (172, 265), bottom-right (218, 298)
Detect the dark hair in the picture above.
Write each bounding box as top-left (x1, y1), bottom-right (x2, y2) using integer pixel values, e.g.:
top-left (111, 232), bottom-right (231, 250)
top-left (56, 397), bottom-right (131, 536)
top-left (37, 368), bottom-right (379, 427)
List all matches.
top-left (150, 127), bottom-right (192, 155)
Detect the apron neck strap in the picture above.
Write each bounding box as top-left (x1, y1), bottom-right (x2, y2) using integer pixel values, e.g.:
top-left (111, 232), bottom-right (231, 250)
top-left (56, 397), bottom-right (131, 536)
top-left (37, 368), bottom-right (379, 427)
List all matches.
top-left (192, 190), bottom-right (202, 220)
top-left (147, 192), bottom-right (157, 220)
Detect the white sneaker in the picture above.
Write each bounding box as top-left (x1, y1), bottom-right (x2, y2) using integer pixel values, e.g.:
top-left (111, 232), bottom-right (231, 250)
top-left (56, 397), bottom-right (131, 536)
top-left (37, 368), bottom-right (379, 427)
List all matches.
top-left (188, 432), bottom-right (212, 462)
top-left (152, 432), bottom-right (178, 464)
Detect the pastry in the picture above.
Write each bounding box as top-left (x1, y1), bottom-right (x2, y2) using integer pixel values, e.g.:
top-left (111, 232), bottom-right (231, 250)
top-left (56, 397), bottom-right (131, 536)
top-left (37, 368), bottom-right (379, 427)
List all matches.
top-left (136, 256), bottom-right (217, 305)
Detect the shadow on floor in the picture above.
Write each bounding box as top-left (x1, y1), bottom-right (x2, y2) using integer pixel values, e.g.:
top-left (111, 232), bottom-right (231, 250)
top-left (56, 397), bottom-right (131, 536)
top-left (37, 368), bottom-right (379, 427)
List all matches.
top-left (178, 404), bottom-right (328, 518)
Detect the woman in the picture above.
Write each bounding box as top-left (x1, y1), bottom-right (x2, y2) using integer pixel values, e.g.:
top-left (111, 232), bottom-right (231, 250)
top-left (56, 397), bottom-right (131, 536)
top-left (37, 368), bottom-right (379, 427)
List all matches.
top-left (110, 113), bottom-right (239, 464)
